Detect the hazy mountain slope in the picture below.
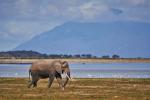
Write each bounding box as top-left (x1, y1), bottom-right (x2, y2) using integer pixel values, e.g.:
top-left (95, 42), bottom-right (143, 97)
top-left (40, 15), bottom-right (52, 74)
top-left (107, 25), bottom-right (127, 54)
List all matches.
top-left (14, 21), bottom-right (150, 58)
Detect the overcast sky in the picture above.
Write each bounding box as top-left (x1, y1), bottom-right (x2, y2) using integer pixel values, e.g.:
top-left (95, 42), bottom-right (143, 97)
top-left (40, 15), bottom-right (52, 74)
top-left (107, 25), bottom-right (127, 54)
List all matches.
top-left (0, 0), bottom-right (150, 51)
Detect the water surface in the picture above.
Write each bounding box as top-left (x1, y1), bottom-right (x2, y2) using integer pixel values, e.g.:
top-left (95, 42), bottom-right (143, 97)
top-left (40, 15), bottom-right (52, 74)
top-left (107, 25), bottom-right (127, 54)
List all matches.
top-left (0, 63), bottom-right (150, 78)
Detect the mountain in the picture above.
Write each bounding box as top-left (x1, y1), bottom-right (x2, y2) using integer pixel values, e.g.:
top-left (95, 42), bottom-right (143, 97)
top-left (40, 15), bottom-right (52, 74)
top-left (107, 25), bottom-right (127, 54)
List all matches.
top-left (14, 21), bottom-right (150, 58)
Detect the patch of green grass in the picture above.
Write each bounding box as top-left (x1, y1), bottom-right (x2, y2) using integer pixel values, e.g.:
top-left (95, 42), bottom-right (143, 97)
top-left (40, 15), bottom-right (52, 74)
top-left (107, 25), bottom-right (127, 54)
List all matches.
top-left (0, 78), bottom-right (150, 100)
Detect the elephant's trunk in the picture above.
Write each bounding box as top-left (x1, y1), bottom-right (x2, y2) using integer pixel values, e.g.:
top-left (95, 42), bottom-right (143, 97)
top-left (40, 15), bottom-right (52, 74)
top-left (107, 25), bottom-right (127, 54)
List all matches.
top-left (63, 71), bottom-right (70, 87)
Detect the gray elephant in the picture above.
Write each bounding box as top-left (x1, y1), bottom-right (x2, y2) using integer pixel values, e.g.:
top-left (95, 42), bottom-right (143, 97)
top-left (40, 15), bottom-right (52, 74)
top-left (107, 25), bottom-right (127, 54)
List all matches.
top-left (28, 60), bottom-right (71, 90)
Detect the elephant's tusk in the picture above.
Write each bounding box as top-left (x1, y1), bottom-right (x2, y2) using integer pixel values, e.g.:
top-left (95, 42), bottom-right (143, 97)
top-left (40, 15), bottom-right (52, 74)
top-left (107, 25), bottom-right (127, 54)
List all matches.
top-left (65, 74), bottom-right (71, 80)
top-left (65, 74), bottom-right (77, 81)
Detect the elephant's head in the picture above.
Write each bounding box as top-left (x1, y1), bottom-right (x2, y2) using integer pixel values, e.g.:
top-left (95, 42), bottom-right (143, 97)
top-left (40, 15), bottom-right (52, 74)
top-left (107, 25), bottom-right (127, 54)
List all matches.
top-left (61, 61), bottom-right (70, 87)
top-left (54, 60), bottom-right (70, 88)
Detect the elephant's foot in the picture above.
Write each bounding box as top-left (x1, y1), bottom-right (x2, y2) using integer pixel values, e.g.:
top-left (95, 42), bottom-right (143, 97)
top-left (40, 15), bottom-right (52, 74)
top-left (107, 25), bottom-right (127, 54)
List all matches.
top-left (28, 82), bottom-right (32, 88)
top-left (28, 85), bottom-right (31, 88)
top-left (48, 85), bottom-right (51, 88)
top-left (62, 87), bottom-right (64, 91)
top-left (61, 87), bottom-right (64, 91)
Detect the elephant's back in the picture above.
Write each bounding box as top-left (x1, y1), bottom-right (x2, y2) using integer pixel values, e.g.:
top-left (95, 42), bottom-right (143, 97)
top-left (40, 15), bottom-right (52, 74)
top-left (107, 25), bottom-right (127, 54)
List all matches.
top-left (30, 60), bottom-right (52, 71)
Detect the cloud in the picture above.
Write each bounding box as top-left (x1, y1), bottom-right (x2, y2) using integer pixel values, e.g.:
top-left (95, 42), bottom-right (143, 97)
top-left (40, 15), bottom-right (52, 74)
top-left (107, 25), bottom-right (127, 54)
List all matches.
top-left (79, 1), bottom-right (110, 21)
top-left (0, 30), bottom-right (20, 51)
top-left (0, 0), bottom-right (149, 22)
top-left (129, 0), bottom-right (145, 6)
top-left (122, 0), bottom-right (148, 6)
top-left (110, 8), bottom-right (123, 15)
top-left (112, 0), bottom-right (150, 7)
top-left (0, 20), bottom-right (61, 51)
top-left (0, 20), bottom-right (61, 40)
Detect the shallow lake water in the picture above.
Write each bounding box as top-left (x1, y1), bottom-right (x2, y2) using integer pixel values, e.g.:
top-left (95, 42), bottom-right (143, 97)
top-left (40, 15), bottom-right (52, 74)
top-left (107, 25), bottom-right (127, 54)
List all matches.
top-left (0, 62), bottom-right (150, 78)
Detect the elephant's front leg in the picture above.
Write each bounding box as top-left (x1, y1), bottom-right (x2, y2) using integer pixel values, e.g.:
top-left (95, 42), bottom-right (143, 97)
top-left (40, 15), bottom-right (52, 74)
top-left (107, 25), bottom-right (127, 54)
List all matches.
top-left (55, 73), bottom-right (64, 90)
top-left (28, 81), bottom-right (32, 88)
top-left (48, 74), bottom-right (54, 88)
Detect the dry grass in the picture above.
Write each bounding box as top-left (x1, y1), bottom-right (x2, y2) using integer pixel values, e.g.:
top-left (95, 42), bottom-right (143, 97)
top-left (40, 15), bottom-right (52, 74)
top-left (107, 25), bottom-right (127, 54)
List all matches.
top-left (0, 78), bottom-right (150, 100)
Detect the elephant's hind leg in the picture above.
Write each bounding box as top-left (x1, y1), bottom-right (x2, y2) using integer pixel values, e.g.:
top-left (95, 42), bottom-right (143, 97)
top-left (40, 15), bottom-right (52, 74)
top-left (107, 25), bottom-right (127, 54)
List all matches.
top-left (32, 76), bottom-right (39, 88)
top-left (33, 81), bottom-right (38, 87)
top-left (28, 72), bottom-right (39, 88)
top-left (28, 79), bottom-right (38, 88)
top-left (28, 78), bottom-right (37, 88)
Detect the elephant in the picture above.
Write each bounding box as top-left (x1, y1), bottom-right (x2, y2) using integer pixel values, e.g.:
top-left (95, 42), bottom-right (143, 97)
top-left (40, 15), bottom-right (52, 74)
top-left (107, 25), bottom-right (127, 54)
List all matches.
top-left (28, 60), bottom-right (71, 90)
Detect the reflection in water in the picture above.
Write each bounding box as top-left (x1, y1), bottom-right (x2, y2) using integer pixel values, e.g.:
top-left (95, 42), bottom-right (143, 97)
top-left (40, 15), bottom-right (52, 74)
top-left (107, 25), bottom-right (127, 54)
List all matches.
top-left (0, 63), bottom-right (150, 78)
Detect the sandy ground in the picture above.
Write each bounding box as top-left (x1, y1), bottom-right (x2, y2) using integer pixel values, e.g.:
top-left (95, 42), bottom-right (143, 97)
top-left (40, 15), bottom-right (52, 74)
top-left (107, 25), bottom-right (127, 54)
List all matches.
top-left (0, 78), bottom-right (150, 100)
top-left (0, 58), bottom-right (150, 64)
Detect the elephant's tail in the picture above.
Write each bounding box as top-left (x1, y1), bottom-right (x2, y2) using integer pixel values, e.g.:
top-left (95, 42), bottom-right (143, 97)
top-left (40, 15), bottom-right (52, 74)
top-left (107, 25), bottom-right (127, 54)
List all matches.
top-left (28, 69), bottom-right (31, 82)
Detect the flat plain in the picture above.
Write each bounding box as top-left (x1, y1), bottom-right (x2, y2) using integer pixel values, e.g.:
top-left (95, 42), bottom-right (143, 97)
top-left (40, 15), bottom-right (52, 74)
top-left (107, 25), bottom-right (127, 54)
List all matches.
top-left (0, 78), bottom-right (150, 100)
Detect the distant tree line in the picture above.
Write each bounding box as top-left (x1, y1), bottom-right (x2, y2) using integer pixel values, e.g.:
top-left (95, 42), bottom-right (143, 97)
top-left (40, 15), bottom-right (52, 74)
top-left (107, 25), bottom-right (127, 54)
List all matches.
top-left (0, 50), bottom-right (96, 59)
top-left (0, 50), bottom-right (122, 59)
top-left (102, 54), bottom-right (120, 59)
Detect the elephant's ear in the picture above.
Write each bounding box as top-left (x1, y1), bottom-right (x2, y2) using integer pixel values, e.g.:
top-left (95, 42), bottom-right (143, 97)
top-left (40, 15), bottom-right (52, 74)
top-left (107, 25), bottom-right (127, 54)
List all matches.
top-left (62, 61), bottom-right (68, 68)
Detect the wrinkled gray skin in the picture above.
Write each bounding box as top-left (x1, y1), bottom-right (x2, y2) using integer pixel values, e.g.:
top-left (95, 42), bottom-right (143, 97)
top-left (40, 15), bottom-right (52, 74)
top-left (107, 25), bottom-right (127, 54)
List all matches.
top-left (28, 60), bottom-right (70, 90)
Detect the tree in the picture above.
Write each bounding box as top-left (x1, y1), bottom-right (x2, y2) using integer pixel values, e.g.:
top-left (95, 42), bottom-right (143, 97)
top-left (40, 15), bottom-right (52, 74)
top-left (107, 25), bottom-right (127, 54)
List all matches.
top-left (112, 54), bottom-right (120, 59)
top-left (102, 55), bottom-right (110, 59)
top-left (74, 54), bottom-right (81, 58)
